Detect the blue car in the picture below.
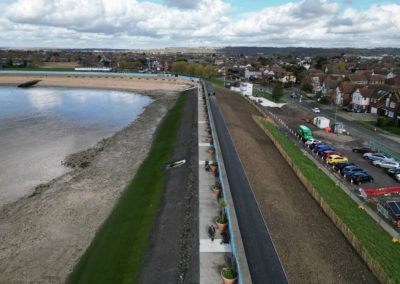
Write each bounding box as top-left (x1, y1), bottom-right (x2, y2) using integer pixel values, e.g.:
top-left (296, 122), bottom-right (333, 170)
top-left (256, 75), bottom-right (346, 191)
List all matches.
top-left (315, 146), bottom-right (335, 155)
top-left (313, 144), bottom-right (329, 153)
top-left (342, 166), bottom-right (366, 177)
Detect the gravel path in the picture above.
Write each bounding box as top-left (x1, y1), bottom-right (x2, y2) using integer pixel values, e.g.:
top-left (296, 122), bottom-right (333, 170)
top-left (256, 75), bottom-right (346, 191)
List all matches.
top-left (215, 88), bottom-right (378, 284)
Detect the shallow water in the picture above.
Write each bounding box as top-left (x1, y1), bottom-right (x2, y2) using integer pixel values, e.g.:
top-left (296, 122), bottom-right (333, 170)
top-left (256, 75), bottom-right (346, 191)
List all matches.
top-left (0, 87), bottom-right (152, 207)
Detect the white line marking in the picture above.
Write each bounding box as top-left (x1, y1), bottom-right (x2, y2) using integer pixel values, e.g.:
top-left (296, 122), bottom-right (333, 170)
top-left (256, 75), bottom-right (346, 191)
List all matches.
top-left (199, 143), bottom-right (211, 147)
top-left (200, 239), bottom-right (232, 253)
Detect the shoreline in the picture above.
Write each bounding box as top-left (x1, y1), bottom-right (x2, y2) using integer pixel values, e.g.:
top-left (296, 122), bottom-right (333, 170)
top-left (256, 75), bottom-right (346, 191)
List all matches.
top-left (0, 75), bottom-right (186, 283)
top-left (0, 73), bottom-right (193, 93)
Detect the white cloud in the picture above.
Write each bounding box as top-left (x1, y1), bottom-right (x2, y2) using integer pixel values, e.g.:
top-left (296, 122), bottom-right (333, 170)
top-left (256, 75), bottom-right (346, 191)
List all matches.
top-left (0, 0), bottom-right (400, 48)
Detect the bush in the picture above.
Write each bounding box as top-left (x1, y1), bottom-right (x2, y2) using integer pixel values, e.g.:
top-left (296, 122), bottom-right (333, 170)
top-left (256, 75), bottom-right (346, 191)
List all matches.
top-left (222, 267), bottom-right (237, 279)
top-left (376, 116), bottom-right (389, 127)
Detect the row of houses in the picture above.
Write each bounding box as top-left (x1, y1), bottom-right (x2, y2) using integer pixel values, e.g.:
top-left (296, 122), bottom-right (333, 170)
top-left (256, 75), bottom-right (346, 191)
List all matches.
top-left (242, 64), bottom-right (296, 84)
top-left (326, 82), bottom-right (400, 125)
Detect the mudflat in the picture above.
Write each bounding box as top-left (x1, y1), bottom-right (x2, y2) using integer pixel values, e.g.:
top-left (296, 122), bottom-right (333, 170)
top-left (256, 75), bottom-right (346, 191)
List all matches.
top-left (0, 75), bottom-right (192, 283)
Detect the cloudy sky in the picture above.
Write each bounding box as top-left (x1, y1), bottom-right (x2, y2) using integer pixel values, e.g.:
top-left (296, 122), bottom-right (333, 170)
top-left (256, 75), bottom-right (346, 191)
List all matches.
top-left (0, 0), bottom-right (399, 48)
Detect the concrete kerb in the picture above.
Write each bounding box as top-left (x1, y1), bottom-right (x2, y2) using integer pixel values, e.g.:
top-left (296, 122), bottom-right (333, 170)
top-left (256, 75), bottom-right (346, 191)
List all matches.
top-left (202, 81), bottom-right (252, 284)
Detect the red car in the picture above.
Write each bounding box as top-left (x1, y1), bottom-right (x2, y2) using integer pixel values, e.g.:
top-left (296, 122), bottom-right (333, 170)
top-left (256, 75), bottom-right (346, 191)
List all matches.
top-left (321, 150), bottom-right (343, 160)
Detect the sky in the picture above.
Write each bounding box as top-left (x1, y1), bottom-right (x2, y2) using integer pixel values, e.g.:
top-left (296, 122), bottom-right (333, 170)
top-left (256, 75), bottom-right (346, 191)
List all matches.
top-left (0, 0), bottom-right (399, 49)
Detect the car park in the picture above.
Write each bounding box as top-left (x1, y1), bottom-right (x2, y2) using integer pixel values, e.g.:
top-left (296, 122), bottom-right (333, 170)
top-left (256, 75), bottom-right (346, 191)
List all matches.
top-left (327, 155), bottom-right (348, 165)
top-left (352, 147), bottom-right (378, 154)
top-left (312, 107), bottom-right (320, 113)
top-left (363, 153), bottom-right (395, 162)
top-left (372, 159), bottom-right (400, 169)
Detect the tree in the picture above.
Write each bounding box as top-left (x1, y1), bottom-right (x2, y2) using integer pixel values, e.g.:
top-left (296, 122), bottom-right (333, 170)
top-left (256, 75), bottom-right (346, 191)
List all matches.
top-left (171, 61), bottom-right (188, 74)
top-left (301, 83), bottom-right (313, 93)
top-left (272, 84), bottom-right (284, 102)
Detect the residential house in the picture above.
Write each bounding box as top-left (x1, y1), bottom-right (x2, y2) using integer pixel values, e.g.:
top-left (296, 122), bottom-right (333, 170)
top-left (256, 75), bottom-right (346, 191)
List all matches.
top-left (351, 87), bottom-right (374, 111)
top-left (368, 74), bottom-right (386, 85)
top-left (370, 89), bottom-right (390, 115)
top-left (382, 90), bottom-right (400, 125)
top-left (277, 72), bottom-right (296, 84)
top-left (349, 74), bottom-right (368, 85)
top-left (302, 73), bottom-right (325, 93)
top-left (245, 69), bottom-right (262, 80)
top-left (0, 58), bottom-right (9, 68)
top-left (322, 79), bottom-right (341, 99)
top-left (335, 82), bottom-right (357, 106)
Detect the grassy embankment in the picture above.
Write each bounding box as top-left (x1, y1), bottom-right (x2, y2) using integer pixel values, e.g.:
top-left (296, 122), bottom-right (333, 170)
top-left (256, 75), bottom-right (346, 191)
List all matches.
top-left (253, 89), bottom-right (286, 103)
top-left (355, 120), bottom-right (400, 136)
top-left (257, 118), bottom-right (400, 283)
top-left (67, 93), bottom-right (187, 284)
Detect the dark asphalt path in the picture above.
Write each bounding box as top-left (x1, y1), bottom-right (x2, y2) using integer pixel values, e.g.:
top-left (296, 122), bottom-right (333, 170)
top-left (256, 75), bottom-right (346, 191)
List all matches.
top-left (205, 82), bottom-right (288, 284)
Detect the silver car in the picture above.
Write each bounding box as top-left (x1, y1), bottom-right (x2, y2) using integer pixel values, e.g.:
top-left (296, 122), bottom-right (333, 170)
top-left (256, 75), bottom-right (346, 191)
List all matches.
top-left (372, 159), bottom-right (400, 169)
top-left (363, 152), bottom-right (394, 162)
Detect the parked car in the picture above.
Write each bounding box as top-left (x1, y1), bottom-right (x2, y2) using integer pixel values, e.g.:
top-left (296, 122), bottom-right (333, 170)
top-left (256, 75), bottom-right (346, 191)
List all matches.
top-left (322, 151), bottom-right (343, 160)
top-left (327, 155), bottom-right (348, 165)
top-left (349, 172), bottom-right (374, 184)
top-left (372, 159), bottom-right (400, 169)
top-left (342, 166), bottom-right (366, 177)
top-left (342, 106), bottom-right (353, 112)
top-left (305, 138), bottom-right (321, 146)
top-left (316, 147), bottom-right (335, 156)
top-left (334, 162), bottom-right (355, 172)
top-left (314, 144), bottom-right (333, 154)
top-left (363, 153), bottom-right (395, 162)
top-left (354, 108), bottom-right (365, 113)
top-left (312, 107), bottom-right (320, 113)
top-left (387, 168), bottom-right (400, 176)
top-left (352, 147), bottom-right (378, 154)
top-left (290, 93), bottom-right (298, 98)
top-left (395, 174), bottom-right (400, 182)
top-left (309, 142), bottom-right (324, 150)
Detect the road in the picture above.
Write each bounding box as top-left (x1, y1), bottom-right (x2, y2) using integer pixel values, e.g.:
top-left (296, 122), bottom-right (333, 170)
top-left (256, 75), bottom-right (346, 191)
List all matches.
top-left (205, 82), bottom-right (288, 283)
top-left (255, 84), bottom-right (400, 153)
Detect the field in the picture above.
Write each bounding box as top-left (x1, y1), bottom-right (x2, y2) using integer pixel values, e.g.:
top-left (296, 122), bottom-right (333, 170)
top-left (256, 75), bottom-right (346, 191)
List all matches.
top-left (66, 93), bottom-right (187, 284)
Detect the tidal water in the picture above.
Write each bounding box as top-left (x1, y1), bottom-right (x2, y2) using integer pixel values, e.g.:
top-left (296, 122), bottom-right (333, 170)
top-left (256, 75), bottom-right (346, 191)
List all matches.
top-left (0, 87), bottom-right (152, 207)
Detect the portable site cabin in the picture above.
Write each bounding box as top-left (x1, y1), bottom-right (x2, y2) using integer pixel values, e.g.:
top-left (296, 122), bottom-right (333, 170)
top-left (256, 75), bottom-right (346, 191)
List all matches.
top-left (313, 116), bottom-right (330, 129)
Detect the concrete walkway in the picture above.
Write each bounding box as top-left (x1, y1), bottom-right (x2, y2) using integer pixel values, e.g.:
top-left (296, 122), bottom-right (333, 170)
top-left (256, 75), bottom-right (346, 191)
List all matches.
top-left (198, 86), bottom-right (231, 283)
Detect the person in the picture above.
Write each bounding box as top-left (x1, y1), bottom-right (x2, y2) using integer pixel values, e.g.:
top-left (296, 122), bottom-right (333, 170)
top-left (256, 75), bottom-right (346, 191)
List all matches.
top-left (205, 159), bottom-right (210, 172)
top-left (208, 225), bottom-right (216, 241)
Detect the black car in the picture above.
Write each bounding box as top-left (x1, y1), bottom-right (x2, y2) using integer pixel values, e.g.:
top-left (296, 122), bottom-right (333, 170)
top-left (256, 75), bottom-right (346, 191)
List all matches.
top-left (387, 168), bottom-right (400, 176)
top-left (309, 142), bottom-right (324, 150)
top-left (334, 161), bottom-right (354, 172)
top-left (351, 173), bottom-right (374, 184)
top-left (352, 146), bottom-right (378, 154)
